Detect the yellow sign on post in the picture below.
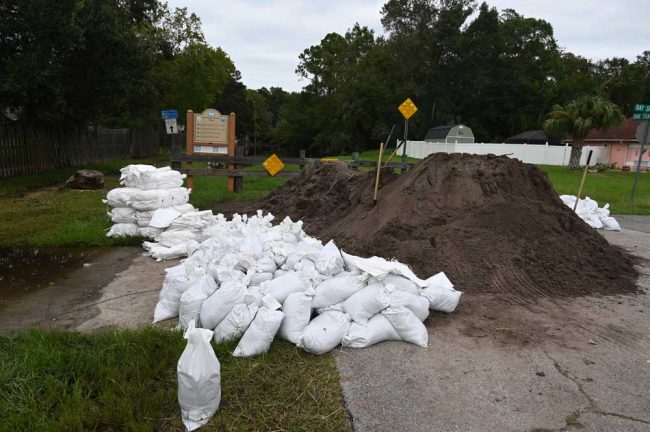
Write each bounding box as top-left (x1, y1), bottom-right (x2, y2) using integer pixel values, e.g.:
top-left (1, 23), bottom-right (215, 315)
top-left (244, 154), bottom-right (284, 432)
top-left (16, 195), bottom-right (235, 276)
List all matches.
top-left (398, 98), bottom-right (418, 119)
top-left (263, 154), bottom-right (285, 176)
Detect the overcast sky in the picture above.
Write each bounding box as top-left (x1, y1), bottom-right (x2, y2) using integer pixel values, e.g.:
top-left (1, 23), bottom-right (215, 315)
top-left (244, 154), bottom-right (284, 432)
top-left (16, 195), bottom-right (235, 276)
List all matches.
top-left (166, 0), bottom-right (650, 92)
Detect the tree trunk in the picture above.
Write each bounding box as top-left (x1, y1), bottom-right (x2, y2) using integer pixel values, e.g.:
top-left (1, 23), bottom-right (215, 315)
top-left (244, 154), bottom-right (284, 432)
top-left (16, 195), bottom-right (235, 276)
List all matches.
top-left (568, 139), bottom-right (583, 170)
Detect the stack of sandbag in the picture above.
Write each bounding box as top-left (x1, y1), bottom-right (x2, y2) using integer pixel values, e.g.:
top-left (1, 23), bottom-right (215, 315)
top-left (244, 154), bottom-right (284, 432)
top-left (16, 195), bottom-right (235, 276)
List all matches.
top-left (150, 211), bottom-right (462, 358)
top-left (559, 195), bottom-right (621, 231)
top-left (104, 165), bottom-right (196, 239)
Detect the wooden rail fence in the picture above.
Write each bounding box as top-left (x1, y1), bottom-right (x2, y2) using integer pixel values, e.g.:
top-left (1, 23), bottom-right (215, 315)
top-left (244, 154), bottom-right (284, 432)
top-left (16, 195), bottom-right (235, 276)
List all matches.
top-left (0, 124), bottom-right (160, 177)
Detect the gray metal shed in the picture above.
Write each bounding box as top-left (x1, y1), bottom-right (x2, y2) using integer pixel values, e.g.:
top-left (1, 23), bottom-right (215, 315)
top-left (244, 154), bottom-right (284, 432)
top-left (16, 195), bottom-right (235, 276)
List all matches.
top-left (424, 124), bottom-right (474, 143)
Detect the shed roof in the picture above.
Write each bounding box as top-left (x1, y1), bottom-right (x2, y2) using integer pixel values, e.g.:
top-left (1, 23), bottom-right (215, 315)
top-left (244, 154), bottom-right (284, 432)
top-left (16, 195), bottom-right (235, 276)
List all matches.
top-left (425, 125), bottom-right (454, 140)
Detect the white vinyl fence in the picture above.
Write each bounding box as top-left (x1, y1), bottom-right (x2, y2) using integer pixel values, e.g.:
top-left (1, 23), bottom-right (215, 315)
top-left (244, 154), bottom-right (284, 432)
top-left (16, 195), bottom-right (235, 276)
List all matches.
top-left (406, 141), bottom-right (609, 166)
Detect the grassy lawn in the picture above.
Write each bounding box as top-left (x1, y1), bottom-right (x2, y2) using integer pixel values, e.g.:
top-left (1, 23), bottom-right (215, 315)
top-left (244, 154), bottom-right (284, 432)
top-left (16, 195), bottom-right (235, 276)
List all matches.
top-left (538, 165), bottom-right (650, 215)
top-left (0, 327), bottom-right (349, 431)
top-left (0, 158), bottom-right (292, 247)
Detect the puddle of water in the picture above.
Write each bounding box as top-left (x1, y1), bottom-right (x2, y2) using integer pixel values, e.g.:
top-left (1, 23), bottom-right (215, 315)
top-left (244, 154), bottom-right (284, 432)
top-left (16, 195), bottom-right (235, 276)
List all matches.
top-left (0, 246), bottom-right (109, 304)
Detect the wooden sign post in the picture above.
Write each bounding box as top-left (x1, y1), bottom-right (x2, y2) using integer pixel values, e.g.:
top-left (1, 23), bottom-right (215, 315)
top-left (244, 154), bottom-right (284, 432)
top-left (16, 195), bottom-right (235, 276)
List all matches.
top-left (186, 109), bottom-right (236, 191)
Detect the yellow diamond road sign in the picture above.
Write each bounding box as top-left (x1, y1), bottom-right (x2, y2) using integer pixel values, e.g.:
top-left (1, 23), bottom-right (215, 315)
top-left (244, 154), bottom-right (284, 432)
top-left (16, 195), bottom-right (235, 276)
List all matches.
top-left (263, 154), bottom-right (285, 176)
top-left (398, 98), bottom-right (418, 119)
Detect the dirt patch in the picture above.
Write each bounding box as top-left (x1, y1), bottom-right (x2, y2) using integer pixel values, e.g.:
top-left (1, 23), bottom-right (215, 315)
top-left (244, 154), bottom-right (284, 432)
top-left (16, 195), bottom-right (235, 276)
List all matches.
top-left (224, 154), bottom-right (637, 300)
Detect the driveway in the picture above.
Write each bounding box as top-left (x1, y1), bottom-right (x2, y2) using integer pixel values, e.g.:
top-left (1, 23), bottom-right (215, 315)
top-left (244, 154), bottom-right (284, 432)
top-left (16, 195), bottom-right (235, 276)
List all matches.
top-left (335, 227), bottom-right (650, 431)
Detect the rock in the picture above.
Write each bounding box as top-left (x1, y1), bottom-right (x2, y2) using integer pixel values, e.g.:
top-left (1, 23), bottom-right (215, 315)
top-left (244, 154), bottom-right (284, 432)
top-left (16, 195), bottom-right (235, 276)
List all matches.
top-left (66, 170), bottom-right (104, 190)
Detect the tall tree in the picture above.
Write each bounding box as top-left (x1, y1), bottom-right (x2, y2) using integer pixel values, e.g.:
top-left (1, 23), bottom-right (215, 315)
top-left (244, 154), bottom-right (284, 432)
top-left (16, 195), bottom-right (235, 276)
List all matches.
top-left (544, 95), bottom-right (623, 169)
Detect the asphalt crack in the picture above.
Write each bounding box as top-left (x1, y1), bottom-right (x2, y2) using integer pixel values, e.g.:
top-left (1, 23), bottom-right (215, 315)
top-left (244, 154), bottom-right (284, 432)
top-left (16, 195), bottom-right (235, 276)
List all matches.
top-left (544, 352), bottom-right (650, 426)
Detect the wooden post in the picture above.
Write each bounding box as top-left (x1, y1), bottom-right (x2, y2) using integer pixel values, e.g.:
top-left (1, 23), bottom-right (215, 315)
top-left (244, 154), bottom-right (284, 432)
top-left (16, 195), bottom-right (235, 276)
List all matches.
top-left (227, 113), bottom-right (236, 192)
top-left (186, 110), bottom-right (194, 189)
top-left (299, 149), bottom-right (306, 170)
top-left (373, 142), bottom-right (385, 203)
top-left (234, 145), bottom-right (244, 192)
top-left (573, 150), bottom-right (593, 212)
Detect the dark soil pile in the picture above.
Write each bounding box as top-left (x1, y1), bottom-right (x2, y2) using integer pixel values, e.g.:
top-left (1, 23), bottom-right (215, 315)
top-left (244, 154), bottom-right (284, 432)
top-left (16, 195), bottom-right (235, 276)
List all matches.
top-left (234, 154), bottom-right (638, 298)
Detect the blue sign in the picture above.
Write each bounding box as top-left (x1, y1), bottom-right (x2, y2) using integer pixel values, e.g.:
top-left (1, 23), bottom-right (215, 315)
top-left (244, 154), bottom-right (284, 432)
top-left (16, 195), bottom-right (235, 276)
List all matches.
top-left (160, 109), bottom-right (179, 120)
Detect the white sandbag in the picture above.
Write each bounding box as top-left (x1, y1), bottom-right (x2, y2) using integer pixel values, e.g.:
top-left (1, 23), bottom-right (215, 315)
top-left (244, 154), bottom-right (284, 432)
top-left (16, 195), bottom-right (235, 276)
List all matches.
top-left (256, 256), bottom-right (277, 273)
top-left (104, 187), bottom-right (140, 207)
top-left (157, 229), bottom-right (201, 248)
top-left (311, 275), bottom-right (366, 309)
top-left (106, 223), bottom-right (139, 238)
top-left (278, 289), bottom-right (314, 344)
top-left (283, 254), bottom-right (301, 270)
top-left (122, 166), bottom-right (185, 190)
top-left (200, 280), bottom-right (246, 330)
top-left (178, 275), bottom-right (218, 329)
top-left (249, 272), bottom-right (274, 286)
top-left (298, 310), bottom-right (350, 355)
top-left (342, 283), bottom-right (391, 325)
top-left (233, 306), bottom-right (285, 357)
top-left (293, 237), bottom-right (323, 261)
top-left (263, 272), bottom-right (307, 303)
top-left (213, 304), bottom-right (258, 343)
top-left (136, 204), bottom-right (197, 227)
top-left (138, 226), bottom-right (163, 239)
top-left (239, 236), bottom-right (264, 259)
top-left (295, 257), bottom-right (316, 273)
top-left (153, 264), bottom-right (192, 323)
top-left (421, 285), bottom-right (462, 313)
top-left (244, 286), bottom-right (263, 307)
top-left (130, 187), bottom-right (190, 211)
top-left (108, 207), bottom-right (136, 224)
top-left (149, 207), bottom-right (182, 228)
top-left (342, 313), bottom-right (401, 348)
top-left (119, 164), bottom-right (156, 184)
top-left (315, 240), bottom-right (344, 275)
top-left (341, 251), bottom-right (428, 287)
top-left (316, 302), bottom-right (344, 315)
top-left (382, 307), bottom-right (428, 348)
top-left (389, 289), bottom-right (430, 322)
top-left (425, 272), bottom-right (454, 290)
top-left (382, 274), bottom-right (420, 294)
top-left (601, 216), bottom-right (621, 231)
top-left (177, 321), bottom-right (221, 432)
top-left (143, 242), bottom-right (188, 261)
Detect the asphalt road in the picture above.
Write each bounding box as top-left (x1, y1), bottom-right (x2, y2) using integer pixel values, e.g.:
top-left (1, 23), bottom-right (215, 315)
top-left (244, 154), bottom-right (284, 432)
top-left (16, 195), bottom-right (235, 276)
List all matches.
top-left (616, 215), bottom-right (650, 234)
top-left (336, 227), bottom-right (650, 432)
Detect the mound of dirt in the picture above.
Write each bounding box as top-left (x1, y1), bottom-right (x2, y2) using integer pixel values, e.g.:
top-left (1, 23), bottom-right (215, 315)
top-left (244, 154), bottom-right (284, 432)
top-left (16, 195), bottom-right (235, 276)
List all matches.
top-left (232, 154), bottom-right (637, 298)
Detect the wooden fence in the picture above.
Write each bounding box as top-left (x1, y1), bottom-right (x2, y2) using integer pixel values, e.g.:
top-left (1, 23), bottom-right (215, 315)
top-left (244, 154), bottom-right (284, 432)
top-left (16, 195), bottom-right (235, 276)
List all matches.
top-left (0, 124), bottom-right (160, 177)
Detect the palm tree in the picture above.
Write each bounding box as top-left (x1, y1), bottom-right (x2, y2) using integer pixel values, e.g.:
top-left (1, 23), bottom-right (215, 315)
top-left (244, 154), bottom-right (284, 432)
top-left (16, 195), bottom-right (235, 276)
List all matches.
top-left (544, 96), bottom-right (623, 169)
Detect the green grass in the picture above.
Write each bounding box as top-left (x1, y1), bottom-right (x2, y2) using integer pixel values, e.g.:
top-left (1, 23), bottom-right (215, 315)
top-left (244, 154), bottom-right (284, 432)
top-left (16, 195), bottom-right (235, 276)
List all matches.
top-left (0, 327), bottom-right (349, 431)
top-left (0, 158), bottom-right (169, 247)
top-left (538, 165), bottom-right (650, 215)
top-left (0, 157), bottom-right (293, 247)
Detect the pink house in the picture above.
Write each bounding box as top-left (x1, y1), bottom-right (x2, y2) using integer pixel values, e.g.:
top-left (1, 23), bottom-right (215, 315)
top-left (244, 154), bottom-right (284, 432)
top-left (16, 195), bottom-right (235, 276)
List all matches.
top-left (583, 117), bottom-right (650, 170)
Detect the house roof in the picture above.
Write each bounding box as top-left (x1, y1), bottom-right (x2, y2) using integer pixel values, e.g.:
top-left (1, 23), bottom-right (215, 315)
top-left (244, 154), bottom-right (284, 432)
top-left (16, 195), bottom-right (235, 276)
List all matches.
top-left (505, 130), bottom-right (561, 145)
top-left (584, 117), bottom-right (640, 142)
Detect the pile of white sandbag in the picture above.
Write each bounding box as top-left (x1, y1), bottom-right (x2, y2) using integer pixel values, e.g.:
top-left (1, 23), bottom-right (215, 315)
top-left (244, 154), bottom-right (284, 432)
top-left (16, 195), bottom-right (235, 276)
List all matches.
top-left (559, 195), bottom-right (621, 231)
top-left (104, 165), bottom-right (197, 239)
top-left (152, 211), bottom-right (462, 357)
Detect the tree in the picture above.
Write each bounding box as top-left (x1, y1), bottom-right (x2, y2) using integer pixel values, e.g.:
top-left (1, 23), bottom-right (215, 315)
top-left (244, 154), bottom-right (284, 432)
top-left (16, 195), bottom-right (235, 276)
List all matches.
top-left (544, 96), bottom-right (623, 169)
top-left (157, 44), bottom-right (236, 123)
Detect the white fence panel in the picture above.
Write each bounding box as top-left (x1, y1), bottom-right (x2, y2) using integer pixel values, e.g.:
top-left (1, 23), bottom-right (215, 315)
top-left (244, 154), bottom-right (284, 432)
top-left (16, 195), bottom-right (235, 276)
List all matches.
top-left (406, 141), bottom-right (609, 166)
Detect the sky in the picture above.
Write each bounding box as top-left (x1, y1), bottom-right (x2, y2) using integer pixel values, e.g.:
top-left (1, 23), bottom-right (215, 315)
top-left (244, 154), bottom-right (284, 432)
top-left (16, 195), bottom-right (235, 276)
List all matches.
top-left (166, 0), bottom-right (650, 92)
